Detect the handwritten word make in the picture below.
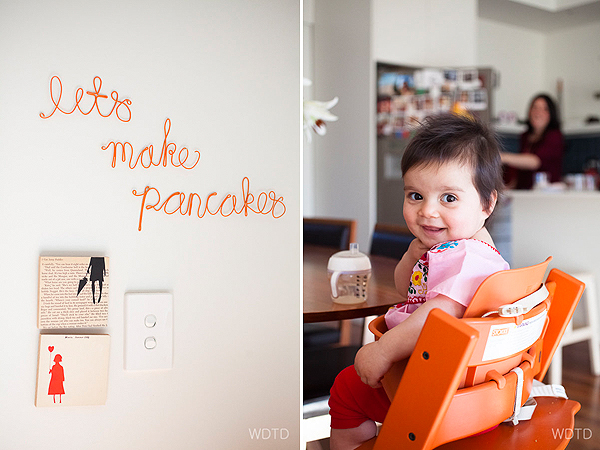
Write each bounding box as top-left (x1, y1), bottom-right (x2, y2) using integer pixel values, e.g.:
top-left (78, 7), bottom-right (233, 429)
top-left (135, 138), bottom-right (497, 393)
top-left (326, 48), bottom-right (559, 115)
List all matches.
top-left (40, 75), bottom-right (132, 122)
top-left (102, 118), bottom-right (200, 170)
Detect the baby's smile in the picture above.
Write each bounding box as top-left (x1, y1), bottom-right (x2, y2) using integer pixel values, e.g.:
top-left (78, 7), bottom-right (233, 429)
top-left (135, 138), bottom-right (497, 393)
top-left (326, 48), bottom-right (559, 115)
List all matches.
top-left (403, 161), bottom-right (492, 248)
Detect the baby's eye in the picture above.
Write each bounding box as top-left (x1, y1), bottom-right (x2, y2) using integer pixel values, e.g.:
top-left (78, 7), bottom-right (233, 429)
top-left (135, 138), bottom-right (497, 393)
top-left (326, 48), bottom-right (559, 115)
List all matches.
top-left (442, 194), bottom-right (457, 203)
top-left (408, 192), bottom-right (423, 201)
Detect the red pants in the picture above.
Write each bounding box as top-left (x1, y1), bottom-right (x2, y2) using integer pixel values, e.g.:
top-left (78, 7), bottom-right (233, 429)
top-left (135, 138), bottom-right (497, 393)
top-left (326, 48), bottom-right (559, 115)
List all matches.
top-left (329, 365), bottom-right (499, 436)
top-left (328, 365), bottom-right (391, 429)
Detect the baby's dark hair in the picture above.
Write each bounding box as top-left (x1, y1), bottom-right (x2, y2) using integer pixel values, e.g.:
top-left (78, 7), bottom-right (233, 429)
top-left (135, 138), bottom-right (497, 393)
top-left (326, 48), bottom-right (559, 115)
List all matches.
top-left (401, 113), bottom-right (503, 213)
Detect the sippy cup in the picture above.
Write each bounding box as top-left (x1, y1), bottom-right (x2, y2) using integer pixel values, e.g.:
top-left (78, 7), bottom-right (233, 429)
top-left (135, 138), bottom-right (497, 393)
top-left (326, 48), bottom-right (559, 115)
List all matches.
top-left (327, 243), bottom-right (372, 304)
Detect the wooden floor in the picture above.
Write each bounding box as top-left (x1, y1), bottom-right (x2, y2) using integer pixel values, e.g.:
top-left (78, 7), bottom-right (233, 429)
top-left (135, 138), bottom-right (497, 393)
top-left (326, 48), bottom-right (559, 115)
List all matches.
top-left (307, 341), bottom-right (600, 450)
top-left (559, 341), bottom-right (600, 450)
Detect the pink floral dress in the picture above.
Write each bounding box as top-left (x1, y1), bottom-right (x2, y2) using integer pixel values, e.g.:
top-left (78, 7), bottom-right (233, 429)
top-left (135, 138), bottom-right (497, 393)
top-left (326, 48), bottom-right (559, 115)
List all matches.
top-left (385, 239), bottom-right (509, 329)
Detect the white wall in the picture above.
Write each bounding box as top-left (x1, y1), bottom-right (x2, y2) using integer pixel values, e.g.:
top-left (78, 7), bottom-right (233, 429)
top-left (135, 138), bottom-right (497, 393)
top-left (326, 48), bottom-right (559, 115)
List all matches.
top-left (477, 18), bottom-right (546, 120)
top-left (303, 0), bottom-right (317, 217)
top-left (313, 0), bottom-right (373, 249)
top-left (0, 1), bottom-right (301, 449)
top-left (372, 0), bottom-right (478, 66)
top-left (477, 17), bottom-right (600, 124)
top-left (545, 21), bottom-right (600, 124)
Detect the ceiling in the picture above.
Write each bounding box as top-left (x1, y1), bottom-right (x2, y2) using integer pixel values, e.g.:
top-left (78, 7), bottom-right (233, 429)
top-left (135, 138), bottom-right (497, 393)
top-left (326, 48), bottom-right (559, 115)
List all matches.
top-left (478, 0), bottom-right (600, 32)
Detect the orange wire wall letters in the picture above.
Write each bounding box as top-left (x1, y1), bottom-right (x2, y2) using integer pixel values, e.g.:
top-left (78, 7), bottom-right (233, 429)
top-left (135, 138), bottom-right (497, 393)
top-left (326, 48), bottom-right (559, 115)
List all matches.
top-left (102, 118), bottom-right (200, 170)
top-left (40, 75), bottom-right (287, 230)
top-left (40, 76), bottom-right (132, 122)
top-left (132, 177), bottom-right (286, 232)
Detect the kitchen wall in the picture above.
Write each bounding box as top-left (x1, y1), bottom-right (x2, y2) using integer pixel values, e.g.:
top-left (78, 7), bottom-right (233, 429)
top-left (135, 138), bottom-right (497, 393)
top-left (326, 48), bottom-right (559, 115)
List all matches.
top-left (304, 0), bottom-right (317, 217)
top-left (477, 18), bottom-right (546, 120)
top-left (312, 0), bottom-right (373, 248)
top-left (0, 1), bottom-right (301, 449)
top-left (372, 0), bottom-right (478, 67)
top-left (545, 21), bottom-right (600, 124)
top-left (477, 17), bottom-right (600, 124)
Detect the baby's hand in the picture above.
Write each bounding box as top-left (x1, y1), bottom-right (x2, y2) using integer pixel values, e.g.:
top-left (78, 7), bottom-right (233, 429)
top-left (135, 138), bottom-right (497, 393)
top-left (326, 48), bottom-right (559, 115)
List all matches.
top-left (354, 341), bottom-right (393, 389)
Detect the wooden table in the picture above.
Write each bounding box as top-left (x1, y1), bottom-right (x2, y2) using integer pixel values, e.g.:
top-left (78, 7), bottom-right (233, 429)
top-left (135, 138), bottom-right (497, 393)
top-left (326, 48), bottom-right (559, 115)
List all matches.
top-left (303, 244), bottom-right (401, 323)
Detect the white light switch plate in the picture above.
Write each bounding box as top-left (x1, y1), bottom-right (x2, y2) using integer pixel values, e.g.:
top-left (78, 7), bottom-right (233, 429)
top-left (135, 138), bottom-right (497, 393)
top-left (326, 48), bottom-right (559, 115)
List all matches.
top-left (124, 292), bottom-right (173, 370)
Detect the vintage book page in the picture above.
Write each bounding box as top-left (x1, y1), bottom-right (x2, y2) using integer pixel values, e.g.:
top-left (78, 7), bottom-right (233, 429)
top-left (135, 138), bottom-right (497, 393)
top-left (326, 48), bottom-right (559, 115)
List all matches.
top-left (38, 256), bottom-right (109, 329)
top-left (35, 334), bottom-right (111, 407)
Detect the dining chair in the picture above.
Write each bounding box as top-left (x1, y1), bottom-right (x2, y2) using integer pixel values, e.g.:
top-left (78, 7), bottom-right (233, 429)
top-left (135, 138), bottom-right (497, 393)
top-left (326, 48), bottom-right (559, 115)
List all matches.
top-left (357, 260), bottom-right (584, 450)
top-left (303, 216), bottom-right (358, 342)
top-left (303, 216), bottom-right (359, 345)
top-left (369, 223), bottom-right (414, 260)
top-left (303, 217), bottom-right (357, 250)
top-left (361, 223), bottom-right (415, 345)
top-left (303, 217), bottom-right (360, 408)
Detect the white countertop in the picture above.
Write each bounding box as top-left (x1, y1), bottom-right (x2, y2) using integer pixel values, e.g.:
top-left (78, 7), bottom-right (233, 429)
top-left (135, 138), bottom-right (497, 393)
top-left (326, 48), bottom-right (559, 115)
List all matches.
top-left (507, 189), bottom-right (600, 199)
top-left (495, 123), bottom-right (600, 136)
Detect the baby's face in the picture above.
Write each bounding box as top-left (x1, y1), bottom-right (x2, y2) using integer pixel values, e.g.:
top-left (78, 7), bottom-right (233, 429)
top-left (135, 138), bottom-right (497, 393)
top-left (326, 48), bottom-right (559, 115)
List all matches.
top-left (403, 160), bottom-right (492, 249)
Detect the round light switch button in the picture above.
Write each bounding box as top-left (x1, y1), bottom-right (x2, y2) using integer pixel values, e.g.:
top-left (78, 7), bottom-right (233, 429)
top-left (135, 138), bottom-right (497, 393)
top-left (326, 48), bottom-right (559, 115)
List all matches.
top-left (144, 337), bottom-right (157, 349)
top-left (145, 314), bottom-right (157, 328)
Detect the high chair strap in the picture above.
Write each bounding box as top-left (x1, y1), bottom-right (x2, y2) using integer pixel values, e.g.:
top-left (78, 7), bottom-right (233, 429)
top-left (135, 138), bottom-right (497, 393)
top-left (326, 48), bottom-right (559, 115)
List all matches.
top-left (506, 367), bottom-right (524, 425)
top-left (530, 380), bottom-right (568, 400)
top-left (505, 377), bottom-right (570, 425)
top-left (483, 284), bottom-right (549, 318)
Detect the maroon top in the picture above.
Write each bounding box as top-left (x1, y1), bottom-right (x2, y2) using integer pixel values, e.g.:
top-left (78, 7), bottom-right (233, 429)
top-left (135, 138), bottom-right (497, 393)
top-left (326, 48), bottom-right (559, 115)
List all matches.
top-left (515, 129), bottom-right (564, 190)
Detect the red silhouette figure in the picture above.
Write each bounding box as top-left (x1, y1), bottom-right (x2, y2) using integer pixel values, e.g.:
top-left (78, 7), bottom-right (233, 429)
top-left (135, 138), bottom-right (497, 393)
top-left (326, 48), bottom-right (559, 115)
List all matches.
top-left (48, 354), bottom-right (65, 403)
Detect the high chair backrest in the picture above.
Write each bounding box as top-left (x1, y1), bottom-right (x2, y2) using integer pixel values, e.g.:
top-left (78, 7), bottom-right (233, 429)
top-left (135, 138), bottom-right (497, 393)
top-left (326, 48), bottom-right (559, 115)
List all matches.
top-left (453, 256), bottom-right (552, 389)
top-left (366, 263), bottom-right (585, 450)
top-left (462, 256), bottom-right (551, 318)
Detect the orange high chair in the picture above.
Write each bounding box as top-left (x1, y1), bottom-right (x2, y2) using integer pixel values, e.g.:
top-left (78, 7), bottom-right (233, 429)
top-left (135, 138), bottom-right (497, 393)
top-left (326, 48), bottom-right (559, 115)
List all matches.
top-left (357, 258), bottom-right (585, 450)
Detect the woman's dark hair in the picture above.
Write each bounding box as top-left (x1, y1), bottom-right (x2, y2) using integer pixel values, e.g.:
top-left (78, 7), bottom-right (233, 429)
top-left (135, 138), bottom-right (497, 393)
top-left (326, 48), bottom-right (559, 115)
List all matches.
top-left (401, 113), bottom-right (503, 213)
top-left (526, 93), bottom-right (561, 134)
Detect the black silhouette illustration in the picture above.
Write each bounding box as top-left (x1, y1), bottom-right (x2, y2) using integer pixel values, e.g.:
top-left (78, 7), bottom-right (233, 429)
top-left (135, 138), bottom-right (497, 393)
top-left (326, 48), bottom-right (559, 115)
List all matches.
top-left (76, 276), bottom-right (87, 296)
top-left (87, 257), bottom-right (106, 304)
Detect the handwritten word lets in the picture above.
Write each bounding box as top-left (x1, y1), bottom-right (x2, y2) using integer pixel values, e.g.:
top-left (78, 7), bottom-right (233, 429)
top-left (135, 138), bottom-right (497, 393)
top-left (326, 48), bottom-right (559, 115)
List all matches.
top-left (132, 177), bottom-right (286, 231)
top-left (102, 118), bottom-right (200, 170)
top-left (40, 75), bottom-right (132, 122)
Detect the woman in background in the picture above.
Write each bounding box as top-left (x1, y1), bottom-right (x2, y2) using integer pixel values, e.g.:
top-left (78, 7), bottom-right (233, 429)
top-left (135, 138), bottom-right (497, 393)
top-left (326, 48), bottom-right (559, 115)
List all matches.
top-left (501, 94), bottom-right (564, 189)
